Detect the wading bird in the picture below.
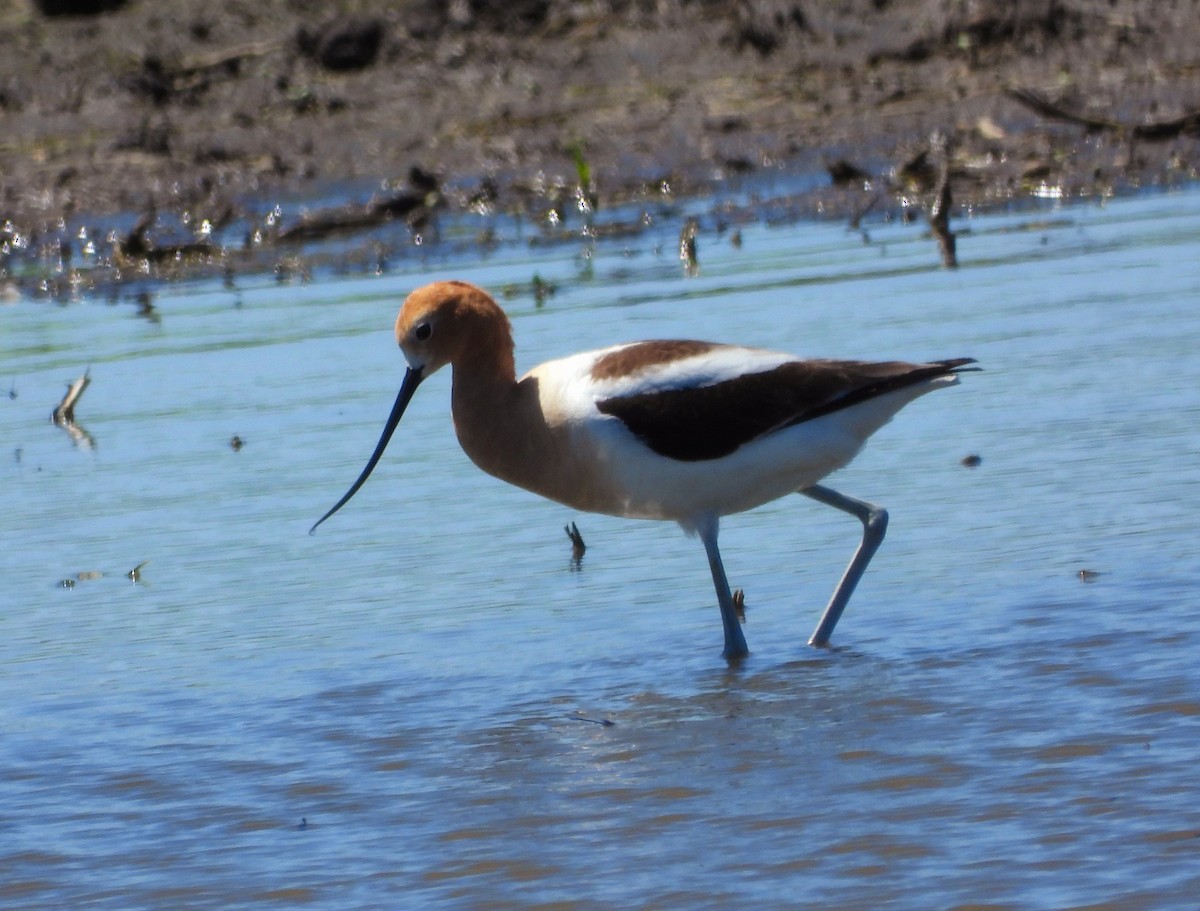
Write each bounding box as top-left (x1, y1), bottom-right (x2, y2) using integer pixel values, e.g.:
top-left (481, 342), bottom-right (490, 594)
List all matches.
top-left (312, 280), bottom-right (973, 661)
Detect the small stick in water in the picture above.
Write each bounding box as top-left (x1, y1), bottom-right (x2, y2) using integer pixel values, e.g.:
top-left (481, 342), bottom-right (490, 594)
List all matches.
top-left (564, 521), bottom-right (586, 567)
top-left (679, 216), bottom-right (699, 276)
top-left (52, 369), bottom-right (91, 425)
top-left (925, 136), bottom-right (957, 269)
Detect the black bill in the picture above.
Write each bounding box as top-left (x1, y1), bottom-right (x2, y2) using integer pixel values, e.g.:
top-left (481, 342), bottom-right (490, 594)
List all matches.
top-left (309, 366), bottom-right (424, 535)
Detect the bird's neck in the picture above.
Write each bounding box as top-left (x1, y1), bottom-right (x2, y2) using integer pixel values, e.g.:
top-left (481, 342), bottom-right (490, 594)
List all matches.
top-left (450, 366), bottom-right (567, 502)
top-left (452, 364), bottom-right (525, 460)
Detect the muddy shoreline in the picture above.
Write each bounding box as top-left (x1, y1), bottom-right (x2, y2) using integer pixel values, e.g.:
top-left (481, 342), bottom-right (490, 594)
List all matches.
top-left (2, 0), bottom-right (1198, 296)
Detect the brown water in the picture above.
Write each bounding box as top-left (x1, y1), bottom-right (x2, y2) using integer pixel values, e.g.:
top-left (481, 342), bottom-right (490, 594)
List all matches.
top-left (3, 187), bottom-right (1199, 909)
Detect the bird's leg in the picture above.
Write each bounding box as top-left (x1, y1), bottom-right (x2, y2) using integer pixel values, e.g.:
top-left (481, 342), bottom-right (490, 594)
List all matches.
top-left (800, 484), bottom-right (889, 647)
top-left (696, 516), bottom-right (749, 661)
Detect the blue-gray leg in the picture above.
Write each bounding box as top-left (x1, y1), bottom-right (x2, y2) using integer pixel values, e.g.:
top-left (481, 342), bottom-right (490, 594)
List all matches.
top-left (696, 516), bottom-right (749, 661)
top-left (801, 484), bottom-right (889, 647)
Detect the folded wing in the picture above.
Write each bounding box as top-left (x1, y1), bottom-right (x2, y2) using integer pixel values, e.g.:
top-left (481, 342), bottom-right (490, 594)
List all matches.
top-left (596, 353), bottom-right (976, 462)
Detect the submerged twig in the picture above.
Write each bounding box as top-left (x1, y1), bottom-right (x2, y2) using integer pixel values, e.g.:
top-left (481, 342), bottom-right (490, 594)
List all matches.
top-left (52, 369), bottom-right (90, 425)
top-left (848, 190), bottom-right (884, 231)
top-left (679, 216), bottom-right (699, 276)
top-left (52, 369), bottom-right (96, 449)
top-left (902, 134), bottom-right (959, 269)
top-left (927, 147), bottom-right (958, 269)
top-left (841, 139), bottom-right (956, 265)
top-left (532, 273), bottom-right (555, 307)
top-left (1005, 87), bottom-right (1200, 140)
top-left (564, 521), bottom-right (586, 567)
top-left (567, 712), bottom-right (615, 727)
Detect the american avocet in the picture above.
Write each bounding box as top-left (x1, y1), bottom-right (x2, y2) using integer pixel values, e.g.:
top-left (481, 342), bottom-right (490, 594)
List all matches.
top-left (312, 280), bottom-right (974, 661)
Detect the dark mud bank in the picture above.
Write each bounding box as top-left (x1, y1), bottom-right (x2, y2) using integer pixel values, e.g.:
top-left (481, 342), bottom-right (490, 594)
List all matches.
top-left (2, 0), bottom-right (1198, 297)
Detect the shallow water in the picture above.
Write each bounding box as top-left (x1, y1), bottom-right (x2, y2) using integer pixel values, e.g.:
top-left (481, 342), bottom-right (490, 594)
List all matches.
top-left (3, 187), bottom-right (1200, 909)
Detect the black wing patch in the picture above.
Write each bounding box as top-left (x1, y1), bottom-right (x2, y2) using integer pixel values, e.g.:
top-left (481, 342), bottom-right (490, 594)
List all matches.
top-left (596, 358), bottom-right (975, 462)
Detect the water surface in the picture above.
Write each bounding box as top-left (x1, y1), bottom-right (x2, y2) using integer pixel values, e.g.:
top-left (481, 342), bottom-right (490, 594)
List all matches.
top-left (3, 188), bottom-right (1199, 909)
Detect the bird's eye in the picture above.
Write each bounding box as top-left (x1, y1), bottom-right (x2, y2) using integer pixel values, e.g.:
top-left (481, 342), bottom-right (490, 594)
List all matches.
top-left (414, 322), bottom-right (433, 342)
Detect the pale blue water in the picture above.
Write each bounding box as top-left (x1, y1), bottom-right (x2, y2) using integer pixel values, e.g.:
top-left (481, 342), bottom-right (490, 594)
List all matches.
top-left (3, 187), bottom-right (1200, 909)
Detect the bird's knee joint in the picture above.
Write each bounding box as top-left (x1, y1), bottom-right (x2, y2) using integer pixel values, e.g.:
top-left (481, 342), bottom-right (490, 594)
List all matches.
top-left (866, 507), bottom-right (889, 534)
